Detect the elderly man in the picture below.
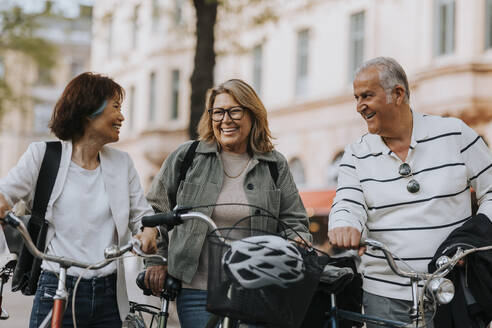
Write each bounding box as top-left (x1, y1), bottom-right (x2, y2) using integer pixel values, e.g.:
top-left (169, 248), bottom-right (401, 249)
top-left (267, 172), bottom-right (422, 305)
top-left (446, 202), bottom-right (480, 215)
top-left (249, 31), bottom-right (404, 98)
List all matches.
top-left (328, 57), bottom-right (492, 327)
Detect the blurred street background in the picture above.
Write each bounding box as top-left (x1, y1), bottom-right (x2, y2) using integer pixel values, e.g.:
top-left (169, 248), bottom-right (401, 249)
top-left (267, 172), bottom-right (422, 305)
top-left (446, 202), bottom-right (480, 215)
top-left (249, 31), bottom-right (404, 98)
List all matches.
top-left (1, 0), bottom-right (492, 326)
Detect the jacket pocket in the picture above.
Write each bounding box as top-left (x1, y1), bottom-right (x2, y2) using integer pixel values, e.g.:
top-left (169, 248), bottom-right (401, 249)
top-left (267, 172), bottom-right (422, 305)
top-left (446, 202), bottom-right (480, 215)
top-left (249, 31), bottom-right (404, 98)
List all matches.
top-left (176, 181), bottom-right (201, 207)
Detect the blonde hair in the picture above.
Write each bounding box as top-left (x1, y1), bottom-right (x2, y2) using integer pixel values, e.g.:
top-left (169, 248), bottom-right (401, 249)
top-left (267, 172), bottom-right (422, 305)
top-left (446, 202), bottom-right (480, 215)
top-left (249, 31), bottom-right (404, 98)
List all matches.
top-left (197, 79), bottom-right (275, 153)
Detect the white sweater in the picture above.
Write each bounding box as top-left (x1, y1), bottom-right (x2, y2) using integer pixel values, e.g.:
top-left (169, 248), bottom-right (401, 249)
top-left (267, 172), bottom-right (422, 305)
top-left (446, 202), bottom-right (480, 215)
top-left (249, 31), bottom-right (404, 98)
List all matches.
top-left (329, 111), bottom-right (492, 300)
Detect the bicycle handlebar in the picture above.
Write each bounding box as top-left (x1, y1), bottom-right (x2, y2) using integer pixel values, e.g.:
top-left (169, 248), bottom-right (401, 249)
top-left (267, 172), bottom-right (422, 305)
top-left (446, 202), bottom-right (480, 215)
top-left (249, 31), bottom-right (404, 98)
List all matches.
top-left (141, 212), bottom-right (182, 228)
top-left (3, 212), bottom-right (140, 270)
top-left (142, 211), bottom-right (218, 231)
top-left (362, 238), bottom-right (492, 280)
top-left (362, 238), bottom-right (428, 280)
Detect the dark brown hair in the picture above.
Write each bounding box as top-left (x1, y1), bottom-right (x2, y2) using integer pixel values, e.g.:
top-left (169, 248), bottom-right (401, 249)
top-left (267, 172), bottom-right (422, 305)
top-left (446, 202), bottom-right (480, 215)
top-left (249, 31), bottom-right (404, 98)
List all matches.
top-left (197, 79), bottom-right (274, 153)
top-left (49, 72), bottom-right (124, 140)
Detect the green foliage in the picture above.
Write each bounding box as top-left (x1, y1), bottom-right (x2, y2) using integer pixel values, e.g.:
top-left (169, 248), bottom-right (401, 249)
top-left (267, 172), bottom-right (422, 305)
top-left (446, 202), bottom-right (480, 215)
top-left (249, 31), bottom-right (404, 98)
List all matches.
top-left (0, 5), bottom-right (57, 119)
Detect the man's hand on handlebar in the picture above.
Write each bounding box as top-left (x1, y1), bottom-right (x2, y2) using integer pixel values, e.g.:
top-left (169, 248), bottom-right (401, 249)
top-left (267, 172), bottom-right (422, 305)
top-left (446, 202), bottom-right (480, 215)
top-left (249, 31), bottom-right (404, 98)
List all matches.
top-left (328, 226), bottom-right (366, 256)
top-left (144, 265), bottom-right (168, 296)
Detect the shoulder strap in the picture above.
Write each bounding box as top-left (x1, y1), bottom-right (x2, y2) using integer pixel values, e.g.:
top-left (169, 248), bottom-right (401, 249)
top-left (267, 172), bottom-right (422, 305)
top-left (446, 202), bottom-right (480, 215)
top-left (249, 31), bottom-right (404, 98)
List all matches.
top-left (267, 161), bottom-right (279, 187)
top-left (178, 140), bottom-right (199, 185)
top-left (31, 141), bottom-right (62, 220)
top-left (177, 140), bottom-right (278, 189)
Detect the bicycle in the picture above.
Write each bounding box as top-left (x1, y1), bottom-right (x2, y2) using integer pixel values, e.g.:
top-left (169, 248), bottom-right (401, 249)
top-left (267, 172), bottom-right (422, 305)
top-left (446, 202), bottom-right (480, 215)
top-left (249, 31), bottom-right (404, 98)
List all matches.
top-left (318, 238), bottom-right (492, 328)
top-left (141, 206), bottom-right (320, 328)
top-left (1, 212), bottom-right (166, 328)
top-left (123, 270), bottom-right (181, 328)
top-left (141, 207), bottom-right (492, 328)
top-left (0, 251), bottom-right (17, 320)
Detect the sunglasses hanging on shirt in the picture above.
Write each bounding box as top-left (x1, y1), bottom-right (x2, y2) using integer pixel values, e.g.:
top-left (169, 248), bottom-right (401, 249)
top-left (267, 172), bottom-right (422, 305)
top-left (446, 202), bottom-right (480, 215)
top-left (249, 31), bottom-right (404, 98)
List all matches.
top-left (398, 163), bottom-right (420, 193)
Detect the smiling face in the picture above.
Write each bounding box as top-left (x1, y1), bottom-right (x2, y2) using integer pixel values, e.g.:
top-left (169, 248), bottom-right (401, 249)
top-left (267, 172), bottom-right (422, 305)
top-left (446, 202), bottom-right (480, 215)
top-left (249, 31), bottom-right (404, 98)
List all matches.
top-left (353, 67), bottom-right (399, 137)
top-left (211, 92), bottom-right (252, 154)
top-left (84, 96), bottom-right (124, 145)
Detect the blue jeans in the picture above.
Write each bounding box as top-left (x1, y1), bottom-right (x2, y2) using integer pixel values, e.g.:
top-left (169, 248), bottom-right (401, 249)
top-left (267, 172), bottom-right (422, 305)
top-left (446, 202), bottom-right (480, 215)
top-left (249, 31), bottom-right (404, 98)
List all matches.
top-left (176, 288), bottom-right (264, 328)
top-left (29, 271), bottom-right (122, 328)
top-left (177, 288), bottom-right (214, 328)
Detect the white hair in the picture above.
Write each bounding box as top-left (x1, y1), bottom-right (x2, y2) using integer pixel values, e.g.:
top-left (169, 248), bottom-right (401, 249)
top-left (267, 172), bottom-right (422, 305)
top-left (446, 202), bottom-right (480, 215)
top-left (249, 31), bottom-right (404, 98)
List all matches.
top-left (355, 57), bottom-right (410, 104)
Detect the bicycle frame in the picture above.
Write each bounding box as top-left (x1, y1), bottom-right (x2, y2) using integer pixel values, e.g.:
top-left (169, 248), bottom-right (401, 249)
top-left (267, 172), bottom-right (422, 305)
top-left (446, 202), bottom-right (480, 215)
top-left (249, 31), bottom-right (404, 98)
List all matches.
top-left (2, 213), bottom-right (146, 328)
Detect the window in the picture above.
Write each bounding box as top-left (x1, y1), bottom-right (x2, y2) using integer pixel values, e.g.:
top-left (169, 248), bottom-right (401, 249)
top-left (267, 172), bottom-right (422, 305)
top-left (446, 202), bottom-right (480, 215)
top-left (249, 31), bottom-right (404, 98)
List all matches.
top-left (289, 158), bottom-right (306, 187)
top-left (34, 103), bottom-right (52, 134)
top-left (37, 67), bottom-right (53, 85)
top-left (132, 5), bottom-right (140, 49)
top-left (252, 44), bottom-right (263, 95)
top-left (434, 0), bottom-right (455, 56)
top-left (0, 57), bottom-right (5, 79)
top-left (326, 150), bottom-right (344, 187)
top-left (107, 16), bottom-right (113, 57)
top-left (70, 59), bottom-right (84, 78)
top-left (128, 86), bottom-right (135, 131)
top-left (295, 29), bottom-right (309, 97)
top-left (0, 57), bottom-right (4, 78)
top-left (486, 0), bottom-right (492, 49)
top-left (149, 72), bottom-right (156, 123)
top-left (171, 70), bottom-right (180, 120)
top-left (152, 0), bottom-right (160, 31)
top-left (174, 0), bottom-right (183, 25)
top-left (349, 11), bottom-right (365, 81)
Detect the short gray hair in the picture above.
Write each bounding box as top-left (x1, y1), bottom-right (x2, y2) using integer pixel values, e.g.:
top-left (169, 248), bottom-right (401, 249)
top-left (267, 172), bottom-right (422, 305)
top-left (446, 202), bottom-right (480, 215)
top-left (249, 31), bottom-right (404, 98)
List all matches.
top-left (355, 57), bottom-right (410, 104)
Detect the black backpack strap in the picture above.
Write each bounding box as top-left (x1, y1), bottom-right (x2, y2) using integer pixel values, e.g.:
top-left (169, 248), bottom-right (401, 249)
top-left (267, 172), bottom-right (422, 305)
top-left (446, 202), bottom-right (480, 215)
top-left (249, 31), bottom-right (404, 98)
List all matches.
top-left (178, 140), bottom-right (199, 185)
top-left (12, 141), bottom-right (62, 294)
top-left (267, 161), bottom-right (279, 187)
top-left (31, 141), bottom-right (62, 220)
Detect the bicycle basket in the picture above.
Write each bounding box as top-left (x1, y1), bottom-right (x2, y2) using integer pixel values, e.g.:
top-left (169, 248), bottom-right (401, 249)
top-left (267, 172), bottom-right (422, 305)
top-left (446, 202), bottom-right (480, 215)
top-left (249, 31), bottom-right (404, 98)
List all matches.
top-left (206, 226), bottom-right (322, 328)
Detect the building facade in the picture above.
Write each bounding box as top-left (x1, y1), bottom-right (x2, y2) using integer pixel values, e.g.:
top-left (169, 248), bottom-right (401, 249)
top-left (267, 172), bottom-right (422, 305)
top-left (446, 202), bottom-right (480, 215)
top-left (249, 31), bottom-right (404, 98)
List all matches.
top-left (91, 0), bottom-right (492, 193)
top-left (0, 4), bottom-right (92, 178)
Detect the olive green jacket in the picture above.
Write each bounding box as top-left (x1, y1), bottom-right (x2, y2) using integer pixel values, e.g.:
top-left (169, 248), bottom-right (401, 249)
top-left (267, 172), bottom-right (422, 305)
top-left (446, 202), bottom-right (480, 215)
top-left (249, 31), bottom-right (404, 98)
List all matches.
top-left (146, 140), bottom-right (311, 284)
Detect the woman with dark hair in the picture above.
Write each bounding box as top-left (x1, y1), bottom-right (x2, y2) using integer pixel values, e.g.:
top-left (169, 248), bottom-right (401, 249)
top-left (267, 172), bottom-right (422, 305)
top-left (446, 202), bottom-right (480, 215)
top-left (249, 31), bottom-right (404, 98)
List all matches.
top-left (0, 72), bottom-right (158, 327)
top-left (144, 78), bottom-right (312, 328)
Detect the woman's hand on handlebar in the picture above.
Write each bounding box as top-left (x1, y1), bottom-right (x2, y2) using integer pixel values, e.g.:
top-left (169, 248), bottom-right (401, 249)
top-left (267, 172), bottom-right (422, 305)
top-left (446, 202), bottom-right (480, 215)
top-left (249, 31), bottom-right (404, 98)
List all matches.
top-left (134, 227), bottom-right (159, 254)
top-left (144, 265), bottom-right (168, 296)
top-left (328, 226), bottom-right (366, 256)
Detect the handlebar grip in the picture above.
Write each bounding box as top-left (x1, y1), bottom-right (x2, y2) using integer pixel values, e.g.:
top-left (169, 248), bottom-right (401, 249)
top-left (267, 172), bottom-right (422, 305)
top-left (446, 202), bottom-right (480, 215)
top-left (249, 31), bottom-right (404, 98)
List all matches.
top-left (136, 271), bottom-right (152, 296)
top-left (3, 213), bottom-right (20, 228)
top-left (141, 212), bottom-right (183, 228)
top-left (136, 270), bottom-right (182, 300)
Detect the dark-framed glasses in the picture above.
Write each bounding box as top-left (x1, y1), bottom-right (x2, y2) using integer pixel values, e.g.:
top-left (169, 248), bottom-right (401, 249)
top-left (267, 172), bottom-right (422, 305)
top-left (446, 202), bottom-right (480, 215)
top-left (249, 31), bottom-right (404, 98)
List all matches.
top-left (398, 163), bottom-right (420, 193)
top-left (208, 106), bottom-right (246, 122)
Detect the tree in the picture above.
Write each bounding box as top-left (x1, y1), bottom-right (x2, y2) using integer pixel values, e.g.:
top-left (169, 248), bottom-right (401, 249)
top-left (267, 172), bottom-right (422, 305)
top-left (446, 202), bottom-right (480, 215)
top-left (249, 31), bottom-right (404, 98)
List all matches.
top-left (0, 4), bottom-right (56, 119)
top-left (188, 0), bottom-right (286, 139)
top-left (189, 0), bottom-right (218, 139)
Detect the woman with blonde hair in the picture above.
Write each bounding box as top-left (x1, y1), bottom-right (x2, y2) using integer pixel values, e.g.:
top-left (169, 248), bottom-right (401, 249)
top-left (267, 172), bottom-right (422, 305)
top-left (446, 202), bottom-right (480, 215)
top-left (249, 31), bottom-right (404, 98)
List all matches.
top-left (145, 78), bottom-right (311, 328)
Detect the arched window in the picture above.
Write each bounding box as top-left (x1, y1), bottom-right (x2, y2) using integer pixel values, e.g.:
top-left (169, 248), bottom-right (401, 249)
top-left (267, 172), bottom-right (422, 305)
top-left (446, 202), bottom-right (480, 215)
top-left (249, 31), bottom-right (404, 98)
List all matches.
top-left (289, 157), bottom-right (306, 187)
top-left (326, 150), bottom-right (344, 187)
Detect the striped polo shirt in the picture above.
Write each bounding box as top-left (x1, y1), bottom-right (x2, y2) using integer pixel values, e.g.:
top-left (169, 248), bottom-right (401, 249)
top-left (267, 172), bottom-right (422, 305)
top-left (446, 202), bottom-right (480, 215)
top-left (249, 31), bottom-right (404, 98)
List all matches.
top-left (329, 111), bottom-right (492, 300)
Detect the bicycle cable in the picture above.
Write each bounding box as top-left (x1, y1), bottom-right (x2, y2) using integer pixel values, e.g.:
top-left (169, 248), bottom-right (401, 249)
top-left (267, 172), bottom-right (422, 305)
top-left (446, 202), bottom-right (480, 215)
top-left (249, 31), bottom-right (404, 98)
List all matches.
top-left (184, 202), bottom-right (314, 249)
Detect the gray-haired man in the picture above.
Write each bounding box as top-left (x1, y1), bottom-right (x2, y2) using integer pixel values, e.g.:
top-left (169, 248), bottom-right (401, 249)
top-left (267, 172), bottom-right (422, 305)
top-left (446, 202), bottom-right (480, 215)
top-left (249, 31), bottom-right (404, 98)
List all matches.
top-left (328, 57), bottom-right (492, 327)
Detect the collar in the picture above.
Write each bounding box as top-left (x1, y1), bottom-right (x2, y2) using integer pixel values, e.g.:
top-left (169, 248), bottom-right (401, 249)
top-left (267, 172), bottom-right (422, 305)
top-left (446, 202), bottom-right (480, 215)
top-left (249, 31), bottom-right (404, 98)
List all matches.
top-left (196, 140), bottom-right (277, 162)
top-left (366, 110), bottom-right (429, 154)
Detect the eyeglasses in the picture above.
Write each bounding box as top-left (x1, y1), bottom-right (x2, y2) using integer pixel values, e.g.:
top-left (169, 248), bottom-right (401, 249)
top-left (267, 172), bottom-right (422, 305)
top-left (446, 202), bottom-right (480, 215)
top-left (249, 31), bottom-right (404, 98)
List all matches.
top-left (208, 106), bottom-right (246, 122)
top-left (398, 163), bottom-right (420, 193)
